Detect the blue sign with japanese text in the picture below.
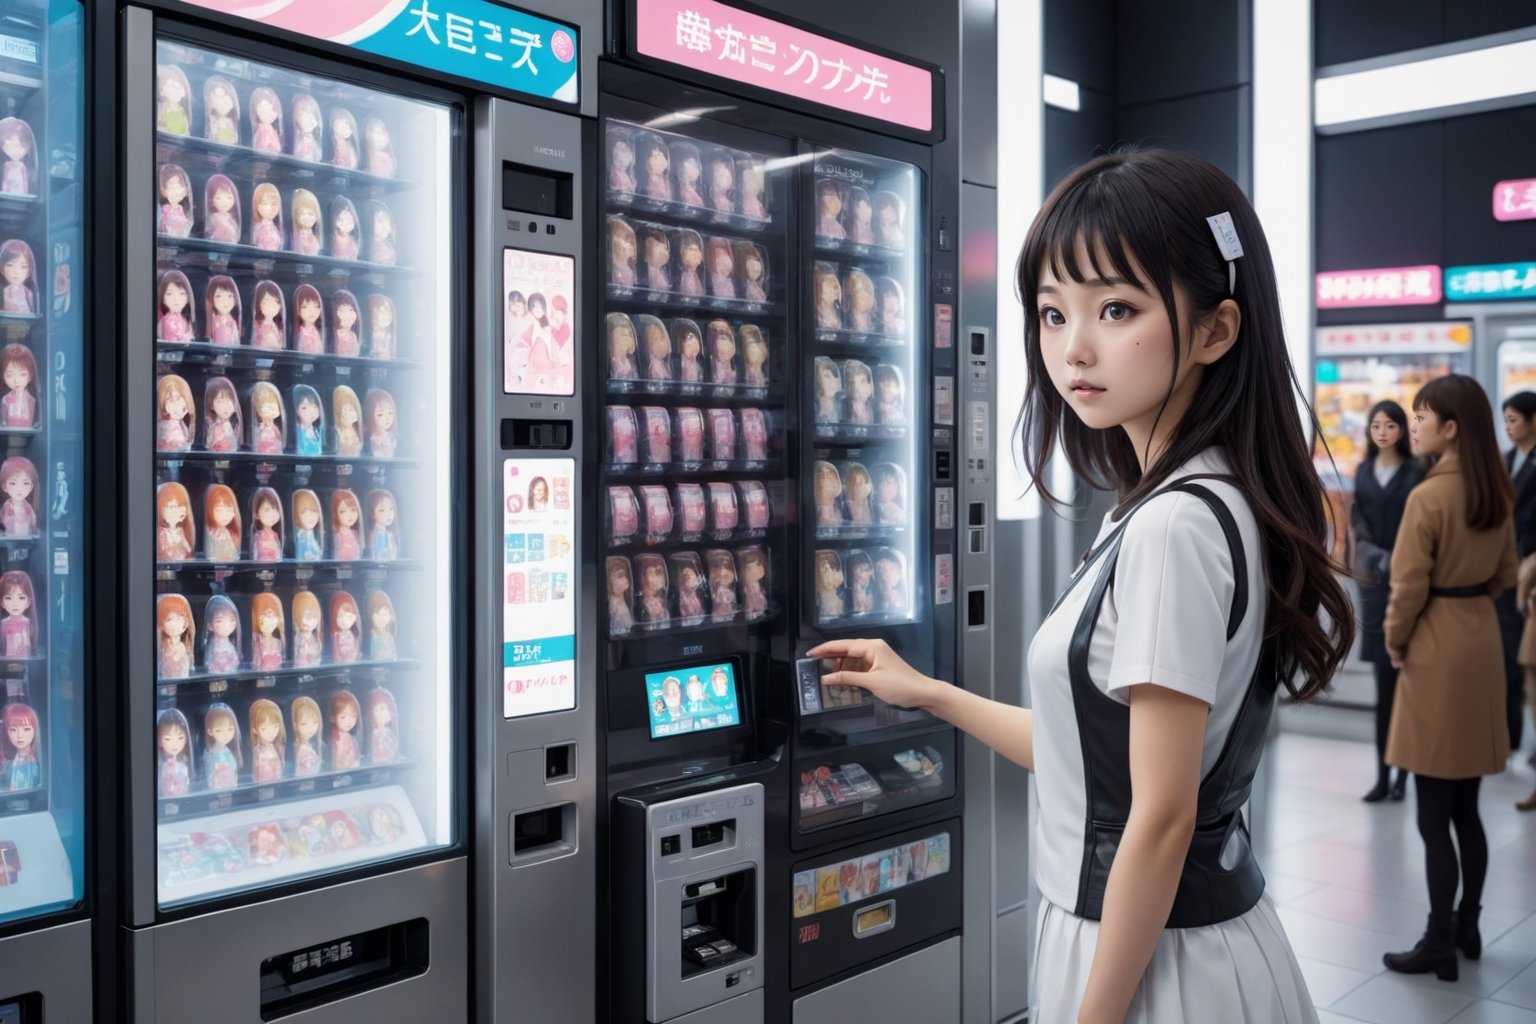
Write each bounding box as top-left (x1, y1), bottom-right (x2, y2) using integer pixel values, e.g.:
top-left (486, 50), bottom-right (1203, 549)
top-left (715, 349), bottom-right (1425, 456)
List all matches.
top-left (1445, 263), bottom-right (1536, 302)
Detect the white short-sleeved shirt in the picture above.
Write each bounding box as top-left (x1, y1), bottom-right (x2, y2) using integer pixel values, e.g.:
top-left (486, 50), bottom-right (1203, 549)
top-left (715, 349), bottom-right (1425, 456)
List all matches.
top-left (1027, 449), bottom-right (1267, 913)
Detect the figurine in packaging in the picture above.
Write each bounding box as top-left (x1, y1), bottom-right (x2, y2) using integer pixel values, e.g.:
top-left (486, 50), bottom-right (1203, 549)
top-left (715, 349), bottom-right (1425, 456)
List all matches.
top-left (291, 591), bottom-right (323, 667)
top-left (204, 486), bottom-right (241, 559)
top-left (875, 549), bottom-right (908, 613)
top-left (815, 550), bottom-right (846, 620)
top-left (739, 480), bottom-right (770, 530)
top-left (366, 592), bottom-right (397, 662)
top-left (706, 148), bottom-right (735, 215)
top-left (365, 388), bottom-right (398, 458)
top-left (638, 133), bottom-right (671, 201)
top-left (290, 188), bottom-right (322, 256)
top-left (291, 385), bottom-right (324, 457)
top-left (1, 703), bottom-right (39, 792)
top-left (155, 269), bottom-right (194, 341)
top-left (364, 117), bottom-right (395, 176)
top-left (642, 225), bottom-right (671, 292)
top-left (290, 696), bottom-right (322, 776)
top-left (608, 406), bottom-right (638, 466)
top-left (292, 490), bottom-right (324, 562)
top-left (331, 197), bottom-right (361, 261)
top-left (707, 321), bottom-right (736, 385)
top-left (333, 385), bottom-right (363, 456)
top-left (876, 278), bottom-right (905, 335)
top-left (874, 463), bottom-right (906, 524)
top-left (845, 186), bottom-right (875, 245)
top-left (204, 595), bottom-right (241, 674)
top-left (250, 488), bottom-right (284, 562)
top-left (291, 94), bottom-right (322, 161)
top-left (368, 294), bottom-right (396, 358)
top-left (156, 64), bottom-right (191, 135)
top-left (367, 489), bottom-right (398, 560)
top-left (0, 457), bottom-right (35, 537)
top-left (205, 275), bottom-right (241, 345)
top-left (0, 240), bottom-right (31, 315)
top-left (250, 381), bottom-right (285, 455)
top-left (875, 192), bottom-right (905, 249)
top-left (675, 230), bottom-right (704, 297)
top-left (635, 554), bottom-right (669, 625)
top-left (672, 141), bottom-right (703, 207)
top-left (845, 269), bottom-right (876, 333)
top-left (157, 708), bottom-right (193, 797)
top-left (329, 689), bottom-right (361, 769)
top-left (330, 592), bottom-right (361, 663)
top-left (741, 326), bottom-right (769, 386)
top-left (708, 481), bottom-right (738, 534)
top-left (251, 182), bottom-right (283, 251)
top-left (813, 461), bottom-right (843, 526)
top-left (607, 313), bottom-right (637, 381)
top-left (707, 549), bottom-right (738, 621)
top-left (331, 489), bottom-right (363, 561)
top-left (248, 699), bottom-right (286, 783)
top-left (199, 75), bottom-right (239, 144)
top-left (157, 594), bottom-right (193, 678)
top-left (156, 373), bottom-right (193, 451)
top-left (813, 262), bottom-right (842, 331)
top-left (640, 406), bottom-right (670, 466)
top-left (814, 357), bottom-right (843, 424)
top-left (251, 593), bottom-right (285, 672)
top-left (204, 377), bottom-right (241, 453)
top-left (250, 86), bottom-right (284, 153)
top-left (606, 556), bottom-right (635, 633)
top-left (674, 407), bottom-right (704, 464)
top-left (844, 463), bottom-right (873, 525)
top-left (157, 164), bottom-right (194, 237)
top-left (156, 482), bottom-right (195, 562)
top-left (635, 316), bottom-right (668, 383)
top-left (741, 408), bottom-right (769, 462)
top-left (292, 283), bottom-right (324, 354)
top-left (675, 320), bottom-right (704, 384)
top-left (330, 108), bottom-right (359, 168)
top-left (672, 553), bottom-right (707, 626)
top-left (739, 546), bottom-right (769, 619)
top-left (366, 687), bottom-right (398, 762)
top-left (815, 179), bottom-right (845, 240)
top-left (609, 486), bottom-right (639, 544)
top-left (0, 571), bottom-right (33, 657)
top-left (875, 365), bottom-right (906, 425)
top-left (843, 360), bottom-right (874, 425)
top-left (640, 484), bottom-right (673, 542)
top-left (0, 119), bottom-right (35, 196)
top-left (204, 174), bottom-right (241, 243)
top-left (738, 156), bottom-right (768, 221)
top-left (369, 202), bottom-right (396, 265)
top-left (247, 281), bottom-right (285, 350)
top-left (608, 126), bottom-right (637, 193)
top-left (608, 216), bottom-right (637, 288)
top-left (709, 407), bottom-right (736, 462)
top-left (706, 237), bottom-right (735, 299)
top-left (735, 243), bottom-right (767, 302)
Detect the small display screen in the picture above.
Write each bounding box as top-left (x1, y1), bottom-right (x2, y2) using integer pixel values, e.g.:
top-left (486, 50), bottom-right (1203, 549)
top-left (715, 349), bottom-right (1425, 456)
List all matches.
top-left (504, 249), bottom-right (575, 397)
top-left (646, 662), bottom-right (741, 739)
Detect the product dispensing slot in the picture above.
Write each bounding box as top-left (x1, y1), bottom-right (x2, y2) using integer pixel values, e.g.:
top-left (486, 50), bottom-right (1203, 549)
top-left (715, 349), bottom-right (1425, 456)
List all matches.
top-left (502, 161), bottom-right (573, 219)
top-left (0, 994), bottom-right (38, 1023)
top-left (510, 802), bottom-right (577, 865)
top-left (967, 588), bottom-right (987, 628)
top-left (854, 899), bottom-right (897, 938)
top-left (259, 919), bottom-right (428, 1021)
top-left (679, 868), bottom-right (757, 977)
top-left (501, 418), bottom-right (572, 450)
top-left (690, 818), bottom-right (735, 850)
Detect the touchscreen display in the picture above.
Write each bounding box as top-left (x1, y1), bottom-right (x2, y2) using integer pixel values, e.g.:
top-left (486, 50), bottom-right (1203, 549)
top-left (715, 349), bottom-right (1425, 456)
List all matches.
top-left (504, 248), bottom-right (575, 396)
top-left (646, 662), bottom-right (741, 739)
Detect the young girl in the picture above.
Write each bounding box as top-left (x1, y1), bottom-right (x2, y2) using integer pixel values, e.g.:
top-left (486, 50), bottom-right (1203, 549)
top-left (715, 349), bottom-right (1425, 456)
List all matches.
top-left (251, 183), bottom-right (283, 251)
top-left (365, 592), bottom-right (396, 662)
top-left (250, 488), bottom-right (284, 563)
top-left (290, 696), bottom-right (322, 776)
top-left (292, 590), bottom-right (323, 667)
top-left (0, 456), bottom-right (36, 537)
top-left (203, 175), bottom-right (240, 244)
top-left (330, 689), bottom-right (361, 769)
top-left (202, 702), bottom-right (241, 790)
top-left (333, 386), bottom-right (362, 457)
top-left (332, 290), bottom-right (362, 357)
top-left (331, 592), bottom-right (362, 664)
top-left (810, 149), bottom-right (1350, 1022)
top-left (368, 294), bottom-right (396, 359)
top-left (0, 570), bottom-right (34, 658)
top-left (2, 703), bottom-right (39, 791)
top-left (158, 164), bottom-right (193, 237)
top-left (251, 281), bottom-right (284, 350)
top-left (248, 698), bottom-right (286, 783)
top-left (205, 276), bottom-right (241, 346)
top-left (157, 708), bottom-right (193, 797)
top-left (156, 373), bottom-right (193, 451)
top-left (251, 592), bottom-right (285, 671)
top-left (203, 377), bottom-right (240, 454)
top-left (331, 489), bottom-right (362, 561)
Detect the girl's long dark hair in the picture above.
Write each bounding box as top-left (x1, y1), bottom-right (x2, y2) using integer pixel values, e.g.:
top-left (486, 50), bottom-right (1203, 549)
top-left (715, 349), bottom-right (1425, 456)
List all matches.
top-left (1416, 374), bottom-right (1512, 531)
top-left (1016, 148), bottom-right (1352, 701)
top-left (1362, 399), bottom-right (1412, 463)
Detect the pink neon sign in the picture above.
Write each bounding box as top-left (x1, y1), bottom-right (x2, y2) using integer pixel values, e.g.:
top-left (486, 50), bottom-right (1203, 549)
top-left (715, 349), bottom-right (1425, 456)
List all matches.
top-left (1315, 265), bottom-right (1443, 308)
top-left (634, 0), bottom-right (934, 133)
top-left (1494, 179), bottom-right (1536, 222)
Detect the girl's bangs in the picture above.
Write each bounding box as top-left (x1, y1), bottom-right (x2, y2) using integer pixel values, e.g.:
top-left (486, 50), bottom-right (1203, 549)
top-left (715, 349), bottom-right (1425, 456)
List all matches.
top-left (1026, 175), bottom-right (1155, 298)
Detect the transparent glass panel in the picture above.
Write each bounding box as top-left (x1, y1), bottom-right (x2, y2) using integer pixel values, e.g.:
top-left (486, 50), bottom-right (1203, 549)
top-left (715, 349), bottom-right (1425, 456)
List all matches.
top-left (152, 39), bottom-right (454, 908)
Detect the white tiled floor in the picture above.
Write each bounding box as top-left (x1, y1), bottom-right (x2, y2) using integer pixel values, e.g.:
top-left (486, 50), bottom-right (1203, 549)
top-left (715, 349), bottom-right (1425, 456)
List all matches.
top-left (1258, 726), bottom-right (1536, 1021)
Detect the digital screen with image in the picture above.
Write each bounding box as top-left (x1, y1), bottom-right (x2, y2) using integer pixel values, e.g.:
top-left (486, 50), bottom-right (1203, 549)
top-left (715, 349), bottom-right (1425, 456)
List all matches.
top-left (504, 248), bottom-right (575, 397)
top-left (646, 662), bottom-right (741, 739)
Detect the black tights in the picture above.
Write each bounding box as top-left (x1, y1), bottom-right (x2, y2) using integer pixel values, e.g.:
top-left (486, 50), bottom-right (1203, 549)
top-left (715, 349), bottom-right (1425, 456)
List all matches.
top-left (1415, 774), bottom-right (1488, 918)
top-left (1372, 660), bottom-right (1403, 783)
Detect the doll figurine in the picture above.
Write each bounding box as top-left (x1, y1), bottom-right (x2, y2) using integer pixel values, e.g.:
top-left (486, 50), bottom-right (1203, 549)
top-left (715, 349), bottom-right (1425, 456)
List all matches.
top-left (369, 202), bottom-right (396, 265)
top-left (293, 284), bottom-right (325, 354)
top-left (157, 164), bottom-right (193, 237)
top-left (708, 481), bottom-right (738, 533)
top-left (330, 108), bottom-right (359, 169)
top-left (2, 703), bottom-right (38, 791)
top-left (875, 191), bottom-right (905, 249)
top-left (204, 174), bottom-right (241, 244)
top-left (292, 490), bottom-right (324, 563)
top-left (875, 365), bottom-right (906, 425)
top-left (203, 376), bottom-right (241, 454)
top-left (844, 464), bottom-right (874, 524)
top-left (249, 86), bottom-right (283, 154)
top-left (813, 264), bottom-right (842, 331)
top-left (156, 482), bottom-right (195, 562)
top-left (741, 408), bottom-right (768, 462)
top-left (331, 689), bottom-right (362, 769)
top-left (705, 238), bottom-right (735, 299)
top-left (0, 456), bottom-right (35, 537)
top-left (251, 182), bottom-right (283, 251)
top-left (640, 318), bottom-right (671, 382)
top-left (607, 556), bottom-right (634, 633)
top-left (203, 483), bottom-right (241, 562)
top-left (708, 549), bottom-right (738, 621)
top-left (157, 708), bottom-right (193, 797)
top-left (364, 117), bottom-right (395, 177)
top-left (291, 94), bottom-right (322, 162)
top-left (205, 276), bottom-right (241, 346)
top-left (845, 187), bottom-right (875, 245)
top-left (204, 595), bottom-right (241, 674)
top-left (291, 189), bottom-right (322, 256)
top-left (368, 294), bottom-right (396, 358)
top-left (155, 268), bottom-right (193, 341)
top-left (846, 271), bottom-right (876, 333)
top-left (330, 592), bottom-right (361, 664)
top-left (675, 407), bottom-right (704, 463)
top-left (814, 357), bottom-right (842, 424)
top-left (636, 555), bottom-right (669, 625)
top-left (844, 360), bottom-right (873, 424)
top-left (874, 464), bottom-right (906, 524)
top-left (290, 696), bottom-right (322, 776)
top-left (331, 197), bottom-right (360, 261)
top-left (876, 278), bottom-right (905, 335)
top-left (813, 461), bottom-right (843, 526)
top-left (203, 702), bottom-right (242, 790)
top-left (156, 594), bottom-right (193, 679)
top-left (739, 480), bottom-right (770, 530)
top-left (156, 65), bottom-right (191, 135)
top-left (676, 320), bottom-right (703, 384)
top-left (643, 227), bottom-right (670, 292)
top-left (365, 593), bottom-right (396, 663)
top-left (638, 134), bottom-right (671, 201)
top-left (247, 280), bottom-right (284, 350)
top-left (367, 489), bottom-right (398, 560)
top-left (249, 487), bottom-right (284, 562)
top-left (675, 231), bottom-right (704, 296)
top-left (608, 313), bottom-right (637, 380)
top-left (203, 76), bottom-right (239, 144)
top-left (608, 128), bottom-right (637, 193)
top-left (291, 590), bottom-right (323, 667)
top-left (609, 217), bottom-right (637, 288)
top-left (610, 485), bottom-right (640, 543)
top-left (673, 555), bottom-right (707, 626)
top-left (366, 686), bottom-right (398, 761)
top-left (741, 326), bottom-right (769, 386)
top-left (709, 407), bottom-right (736, 462)
top-left (708, 321), bottom-right (736, 385)
top-left (816, 550), bottom-right (846, 620)
top-left (249, 698), bottom-right (286, 783)
top-left (707, 149), bottom-right (735, 215)
top-left (0, 240), bottom-right (31, 316)
top-left (333, 385), bottom-right (362, 456)
top-left (608, 407), bottom-right (638, 466)
top-left (736, 243), bottom-right (767, 303)
top-left (331, 489), bottom-right (362, 561)
top-left (739, 547), bottom-right (769, 618)
top-left (0, 571), bottom-right (34, 657)
top-left (365, 388), bottom-right (397, 458)
top-left (252, 595), bottom-right (285, 674)
top-left (292, 385), bottom-right (324, 457)
top-left (0, 119), bottom-right (35, 196)
top-left (332, 290), bottom-right (362, 356)
top-left (738, 157), bottom-right (768, 221)
top-left (815, 179), bottom-right (845, 240)
top-left (673, 142), bottom-right (704, 207)
top-left (639, 484), bottom-right (672, 541)
top-left (876, 550), bottom-right (907, 613)
top-left (3, 345), bottom-right (41, 430)
top-left (641, 406), bottom-right (670, 466)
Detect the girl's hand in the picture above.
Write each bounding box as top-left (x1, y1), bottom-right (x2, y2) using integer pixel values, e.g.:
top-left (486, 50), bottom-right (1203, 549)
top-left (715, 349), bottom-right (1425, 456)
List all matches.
top-left (1388, 644), bottom-right (1406, 670)
top-left (806, 638), bottom-right (943, 710)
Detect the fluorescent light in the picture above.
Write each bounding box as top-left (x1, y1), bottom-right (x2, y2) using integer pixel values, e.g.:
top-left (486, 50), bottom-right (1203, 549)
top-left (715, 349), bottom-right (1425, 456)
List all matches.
top-left (1315, 36), bottom-right (1536, 130)
top-left (1041, 74), bottom-right (1079, 112)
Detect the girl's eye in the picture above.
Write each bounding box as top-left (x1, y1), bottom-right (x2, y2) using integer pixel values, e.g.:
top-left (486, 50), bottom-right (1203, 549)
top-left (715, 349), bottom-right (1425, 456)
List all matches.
top-left (1102, 302), bottom-right (1134, 323)
top-left (1039, 307), bottom-right (1064, 327)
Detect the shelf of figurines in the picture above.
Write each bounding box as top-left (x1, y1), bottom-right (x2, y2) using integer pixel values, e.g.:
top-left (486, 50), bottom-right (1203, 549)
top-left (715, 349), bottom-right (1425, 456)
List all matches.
top-left (813, 423), bottom-right (908, 446)
top-left (156, 558), bottom-right (418, 581)
top-left (606, 284), bottom-right (779, 320)
top-left (157, 451), bottom-right (416, 471)
top-left (810, 523), bottom-right (907, 544)
top-left (605, 458), bottom-right (776, 479)
top-left (607, 190), bottom-right (771, 235)
top-left (156, 234), bottom-right (414, 282)
top-left (609, 604), bottom-right (779, 642)
top-left (606, 379), bottom-right (775, 403)
top-left (606, 527), bottom-right (770, 556)
top-left (812, 237), bottom-right (908, 265)
top-left (0, 193), bottom-right (38, 232)
top-left (0, 785), bottom-right (45, 817)
top-left (812, 327), bottom-right (910, 351)
top-left (157, 340), bottom-right (418, 375)
top-left (156, 656), bottom-right (417, 695)
top-left (157, 131), bottom-right (416, 198)
top-left (158, 756), bottom-right (419, 822)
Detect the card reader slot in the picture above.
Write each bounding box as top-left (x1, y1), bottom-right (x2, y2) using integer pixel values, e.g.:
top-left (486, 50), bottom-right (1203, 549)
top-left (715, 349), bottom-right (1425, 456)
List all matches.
top-left (690, 818), bottom-right (734, 850)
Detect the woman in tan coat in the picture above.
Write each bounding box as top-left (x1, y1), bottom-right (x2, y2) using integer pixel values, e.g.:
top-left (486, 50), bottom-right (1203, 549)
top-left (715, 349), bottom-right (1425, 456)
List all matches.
top-left (1383, 374), bottom-right (1516, 982)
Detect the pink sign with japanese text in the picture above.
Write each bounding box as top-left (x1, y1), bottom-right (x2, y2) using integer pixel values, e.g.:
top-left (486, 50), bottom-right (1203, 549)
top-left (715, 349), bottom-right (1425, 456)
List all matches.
top-left (1315, 265), bottom-right (1442, 308)
top-left (1494, 179), bottom-right (1536, 222)
top-left (634, 0), bottom-right (934, 133)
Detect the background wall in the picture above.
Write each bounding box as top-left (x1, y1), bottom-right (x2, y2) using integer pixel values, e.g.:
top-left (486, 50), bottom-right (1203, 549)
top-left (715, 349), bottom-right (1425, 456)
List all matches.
top-left (1315, 0), bottom-right (1536, 66)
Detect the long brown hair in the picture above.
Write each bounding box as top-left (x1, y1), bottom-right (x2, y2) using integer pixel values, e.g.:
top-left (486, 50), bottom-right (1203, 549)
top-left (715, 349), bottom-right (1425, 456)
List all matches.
top-left (1415, 374), bottom-right (1513, 531)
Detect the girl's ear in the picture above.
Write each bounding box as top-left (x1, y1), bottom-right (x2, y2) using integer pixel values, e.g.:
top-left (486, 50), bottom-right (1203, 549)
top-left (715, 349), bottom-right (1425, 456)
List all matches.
top-left (1192, 298), bottom-right (1241, 366)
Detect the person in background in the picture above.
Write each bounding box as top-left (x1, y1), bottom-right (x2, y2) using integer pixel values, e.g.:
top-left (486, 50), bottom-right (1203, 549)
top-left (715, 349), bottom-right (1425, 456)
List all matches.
top-left (1352, 399), bottom-right (1424, 802)
top-left (1383, 374), bottom-right (1516, 981)
top-left (1501, 392), bottom-right (1536, 808)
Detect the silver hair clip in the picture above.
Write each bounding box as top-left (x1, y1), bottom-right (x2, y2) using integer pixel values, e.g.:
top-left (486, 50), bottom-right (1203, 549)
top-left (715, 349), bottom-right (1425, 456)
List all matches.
top-left (1206, 212), bottom-right (1244, 295)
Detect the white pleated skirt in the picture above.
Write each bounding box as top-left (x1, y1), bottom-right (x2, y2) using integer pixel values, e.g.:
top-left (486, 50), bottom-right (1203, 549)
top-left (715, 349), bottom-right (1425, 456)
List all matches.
top-left (1032, 895), bottom-right (1318, 1024)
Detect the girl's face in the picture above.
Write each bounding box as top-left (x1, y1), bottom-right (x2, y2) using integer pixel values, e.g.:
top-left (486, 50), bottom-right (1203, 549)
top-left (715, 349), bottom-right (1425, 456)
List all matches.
top-left (209, 717), bottom-right (234, 745)
top-left (336, 208), bottom-right (355, 234)
top-left (164, 610), bottom-right (186, 638)
top-left (257, 500), bottom-right (279, 527)
top-left (212, 187), bottom-right (233, 212)
top-left (337, 606), bottom-right (357, 630)
top-left (298, 398), bottom-right (319, 425)
top-left (258, 192), bottom-right (278, 220)
top-left (336, 303), bottom-right (357, 329)
top-left (647, 330), bottom-right (668, 359)
top-left (339, 401), bottom-right (358, 426)
top-left (338, 500), bottom-right (359, 528)
top-left (2, 585), bottom-right (26, 617)
top-left (336, 704), bottom-right (357, 730)
top-left (296, 205), bottom-right (316, 229)
top-left (258, 292), bottom-right (280, 319)
top-left (259, 609), bottom-right (278, 634)
top-left (300, 299), bottom-right (321, 324)
top-left (372, 605), bottom-right (393, 630)
top-left (299, 505), bottom-right (319, 530)
top-left (373, 401), bottom-right (395, 431)
top-left (745, 254), bottom-right (762, 280)
top-left (818, 276), bottom-right (838, 306)
top-left (372, 702), bottom-right (391, 726)
top-left (334, 116), bottom-right (352, 140)
top-left (213, 287), bottom-right (235, 315)
top-left (8, 717), bottom-right (33, 752)
top-left (375, 303), bottom-right (394, 328)
top-left (162, 78), bottom-right (185, 105)
top-left (296, 711), bottom-right (318, 740)
top-left (163, 283), bottom-right (187, 312)
top-left (4, 471), bottom-right (29, 502)
top-left (712, 250), bottom-right (732, 275)
top-left (210, 86), bottom-right (232, 115)
top-left (614, 140), bottom-right (633, 166)
top-left (531, 482), bottom-right (547, 503)
top-left (1371, 412), bottom-right (1404, 453)
top-left (255, 97), bottom-right (275, 122)
top-left (879, 476), bottom-right (898, 500)
top-left (213, 392), bottom-right (234, 419)
top-left (682, 242), bottom-right (701, 269)
top-left (3, 254), bottom-right (25, 285)
top-left (817, 363), bottom-right (838, 394)
top-left (1505, 408), bottom-right (1532, 447)
top-left (374, 211), bottom-right (392, 238)
top-left (1411, 406), bottom-right (1456, 458)
top-left (746, 339), bottom-right (765, 366)
top-left (5, 361), bottom-right (30, 391)
top-left (212, 498), bottom-right (235, 527)
top-left (299, 608), bottom-right (318, 631)
top-left (210, 610), bottom-right (235, 637)
top-left (163, 175), bottom-right (186, 204)
top-left (161, 725), bottom-right (186, 756)
top-left (257, 719), bottom-right (279, 743)
top-left (647, 147), bottom-right (667, 175)
top-left (163, 497), bottom-right (186, 526)
top-left (2, 135), bottom-right (26, 161)
top-left (296, 106), bottom-right (318, 133)
top-left (374, 496), bottom-right (396, 526)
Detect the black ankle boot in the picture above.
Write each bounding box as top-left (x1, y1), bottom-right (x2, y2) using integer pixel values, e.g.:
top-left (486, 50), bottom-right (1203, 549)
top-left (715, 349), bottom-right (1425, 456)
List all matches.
top-left (1455, 905), bottom-right (1482, 960)
top-left (1363, 778), bottom-right (1391, 803)
top-left (1389, 773), bottom-right (1407, 801)
top-left (1384, 913), bottom-right (1458, 980)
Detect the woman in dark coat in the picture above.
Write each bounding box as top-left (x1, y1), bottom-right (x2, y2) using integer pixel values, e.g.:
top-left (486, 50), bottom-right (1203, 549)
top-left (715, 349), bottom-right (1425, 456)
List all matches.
top-left (1352, 399), bottom-right (1426, 802)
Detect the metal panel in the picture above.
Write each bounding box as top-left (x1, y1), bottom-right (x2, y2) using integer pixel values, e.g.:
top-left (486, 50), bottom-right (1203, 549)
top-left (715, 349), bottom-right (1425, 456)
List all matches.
top-left (994, 905), bottom-right (1031, 1020)
top-left (960, 0), bottom-right (998, 187)
top-left (669, 989), bottom-right (764, 1024)
top-left (473, 96), bottom-right (595, 1024)
top-left (0, 919), bottom-right (91, 1022)
top-left (792, 936), bottom-right (961, 1024)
